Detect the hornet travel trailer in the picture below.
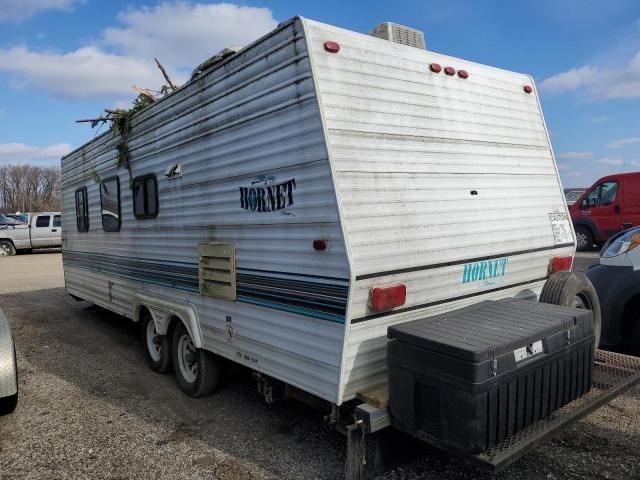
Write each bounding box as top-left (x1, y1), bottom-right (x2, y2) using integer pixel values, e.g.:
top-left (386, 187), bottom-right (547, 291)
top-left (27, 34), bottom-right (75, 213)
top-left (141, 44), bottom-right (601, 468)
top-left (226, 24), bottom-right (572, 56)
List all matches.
top-left (61, 16), bottom-right (640, 478)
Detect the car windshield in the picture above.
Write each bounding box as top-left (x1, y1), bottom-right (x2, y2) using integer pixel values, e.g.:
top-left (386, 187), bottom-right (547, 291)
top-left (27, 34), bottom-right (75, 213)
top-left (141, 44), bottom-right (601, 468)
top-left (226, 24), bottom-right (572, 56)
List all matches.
top-left (0, 214), bottom-right (22, 224)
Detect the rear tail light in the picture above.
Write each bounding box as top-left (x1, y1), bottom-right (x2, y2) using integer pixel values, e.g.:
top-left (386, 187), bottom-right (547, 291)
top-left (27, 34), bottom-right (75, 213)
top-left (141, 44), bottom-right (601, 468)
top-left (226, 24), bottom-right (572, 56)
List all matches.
top-left (549, 256), bottom-right (572, 274)
top-left (370, 284), bottom-right (407, 312)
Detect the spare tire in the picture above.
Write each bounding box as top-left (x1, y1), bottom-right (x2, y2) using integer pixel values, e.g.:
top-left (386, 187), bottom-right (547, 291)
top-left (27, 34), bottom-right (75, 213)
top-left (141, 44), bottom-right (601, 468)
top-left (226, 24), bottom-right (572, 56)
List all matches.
top-left (540, 271), bottom-right (601, 349)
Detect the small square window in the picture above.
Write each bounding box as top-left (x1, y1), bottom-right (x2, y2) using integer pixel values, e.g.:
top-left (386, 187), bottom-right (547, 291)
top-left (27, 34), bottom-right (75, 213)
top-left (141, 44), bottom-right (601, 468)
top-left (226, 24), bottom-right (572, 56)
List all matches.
top-left (132, 174), bottom-right (159, 219)
top-left (100, 176), bottom-right (121, 232)
top-left (75, 187), bottom-right (89, 232)
top-left (35, 216), bottom-right (50, 228)
top-left (53, 215), bottom-right (61, 227)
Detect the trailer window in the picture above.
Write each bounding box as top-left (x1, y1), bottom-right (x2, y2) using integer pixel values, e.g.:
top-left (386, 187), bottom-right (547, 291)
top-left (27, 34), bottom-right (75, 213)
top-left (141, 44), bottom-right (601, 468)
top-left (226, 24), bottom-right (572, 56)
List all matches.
top-left (100, 176), bottom-right (121, 232)
top-left (132, 174), bottom-right (158, 219)
top-left (75, 187), bottom-right (89, 232)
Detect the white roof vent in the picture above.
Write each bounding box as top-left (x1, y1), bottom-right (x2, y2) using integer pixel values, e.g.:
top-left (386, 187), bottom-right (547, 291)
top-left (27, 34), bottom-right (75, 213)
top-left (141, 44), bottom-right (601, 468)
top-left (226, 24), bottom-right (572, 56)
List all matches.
top-left (368, 22), bottom-right (426, 50)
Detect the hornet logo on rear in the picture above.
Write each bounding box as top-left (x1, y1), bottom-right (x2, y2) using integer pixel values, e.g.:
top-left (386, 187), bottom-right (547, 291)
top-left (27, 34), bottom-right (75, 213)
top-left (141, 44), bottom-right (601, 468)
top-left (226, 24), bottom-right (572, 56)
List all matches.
top-left (462, 257), bottom-right (509, 285)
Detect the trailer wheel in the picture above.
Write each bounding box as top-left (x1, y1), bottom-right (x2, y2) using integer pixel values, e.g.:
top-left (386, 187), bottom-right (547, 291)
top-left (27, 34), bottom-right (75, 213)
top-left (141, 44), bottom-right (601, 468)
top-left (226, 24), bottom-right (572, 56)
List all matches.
top-left (172, 323), bottom-right (220, 397)
top-left (540, 271), bottom-right (601, 348)
top-left (0, 342), bottom-right (18, 416)
top-left (575, 226), bottom-right (594, 252)
top-left (141, 310), bottom-right (171, 373)
top-left (0, 240), bottom-right (16, 256)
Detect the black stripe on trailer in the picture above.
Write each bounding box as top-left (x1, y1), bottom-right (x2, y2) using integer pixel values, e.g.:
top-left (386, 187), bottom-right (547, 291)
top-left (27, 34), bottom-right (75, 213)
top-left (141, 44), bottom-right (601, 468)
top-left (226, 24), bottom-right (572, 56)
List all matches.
top-left (355, 243), bottom-right (575, 281)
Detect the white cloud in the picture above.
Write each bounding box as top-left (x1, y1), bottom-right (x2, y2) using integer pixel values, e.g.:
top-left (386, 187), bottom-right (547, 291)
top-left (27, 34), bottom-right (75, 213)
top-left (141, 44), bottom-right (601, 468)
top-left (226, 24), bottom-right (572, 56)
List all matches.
top-left (0, 0), bottom-right (78, 22)
top-left (607, 137), bottom-right (640, 148)
top-left (599, 157), bottom-right (624, 165)
top-left (556, 151), bottom-right (593, 160)
top-left (0, 142), bottom-right (72, 165)
top-left (0, 2), bottom-right (278, 99)
top-left (589, 116), bottom-right (610, 123)
top-left (103, 2), bottom-right (277, 69)
top-left (540, 51), bottom-right (640, 99)
top-left (0, 46), bottom-right (159, 98)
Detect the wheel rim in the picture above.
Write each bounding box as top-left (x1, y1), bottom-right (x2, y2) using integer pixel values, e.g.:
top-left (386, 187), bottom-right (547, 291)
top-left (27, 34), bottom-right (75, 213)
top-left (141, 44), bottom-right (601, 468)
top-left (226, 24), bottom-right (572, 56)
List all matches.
top-left (0, 244), bottom-right (10, 256)
top-left (571, 293), bottom-right (592, 310)
top-left (146, 320), bottom-right (162, 362)
top-left (575, 231), bottom-right (588, 249)
top-left (177, 333), bottom-right (198, 383)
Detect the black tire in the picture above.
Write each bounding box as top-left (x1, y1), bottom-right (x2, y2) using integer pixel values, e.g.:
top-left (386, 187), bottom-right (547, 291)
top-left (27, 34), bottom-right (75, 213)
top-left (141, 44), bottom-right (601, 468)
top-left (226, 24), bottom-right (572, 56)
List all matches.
top-left (141, 310), bottom-right (172, 373)
top-left (575, 226), bottom-right (594, 252)
top-left (172, 323), bottom-right (220, 397)
top-left (0, 240), bottom-right (16, 257)
top-left (540, 271), bottom-right (601, 348)
top-left (0, 342), bottom-right (18, 416)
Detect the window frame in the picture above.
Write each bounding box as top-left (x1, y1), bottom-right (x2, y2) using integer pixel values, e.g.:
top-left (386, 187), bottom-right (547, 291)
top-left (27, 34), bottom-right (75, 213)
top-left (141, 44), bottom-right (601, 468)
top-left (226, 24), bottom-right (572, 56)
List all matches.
top-left (581, 180), bottom-right (619, 209)
top-left (132, 173), bottom-right (159, 219)
top-left (75, 187), bottom-right (89, 232)
top-left (99, 176), bottom-right (122, 232)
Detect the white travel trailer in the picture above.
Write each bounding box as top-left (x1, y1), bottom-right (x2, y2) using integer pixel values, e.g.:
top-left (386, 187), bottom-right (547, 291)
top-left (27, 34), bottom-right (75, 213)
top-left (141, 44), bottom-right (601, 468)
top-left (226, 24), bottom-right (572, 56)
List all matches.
top-left (61, 16), bottom-right (640, 478)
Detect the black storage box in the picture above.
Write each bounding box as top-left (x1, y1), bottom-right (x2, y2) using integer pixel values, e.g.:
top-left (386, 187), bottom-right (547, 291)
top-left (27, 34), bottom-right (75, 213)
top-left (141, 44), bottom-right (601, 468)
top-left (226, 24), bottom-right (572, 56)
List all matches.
top-left (387, 299), bottom-right (594, 454)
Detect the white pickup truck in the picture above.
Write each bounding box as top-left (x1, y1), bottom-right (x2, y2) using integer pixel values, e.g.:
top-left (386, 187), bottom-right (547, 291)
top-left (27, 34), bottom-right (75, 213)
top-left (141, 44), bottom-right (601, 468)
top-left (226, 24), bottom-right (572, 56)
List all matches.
top-left (0, 212), bottom-right (61, 256)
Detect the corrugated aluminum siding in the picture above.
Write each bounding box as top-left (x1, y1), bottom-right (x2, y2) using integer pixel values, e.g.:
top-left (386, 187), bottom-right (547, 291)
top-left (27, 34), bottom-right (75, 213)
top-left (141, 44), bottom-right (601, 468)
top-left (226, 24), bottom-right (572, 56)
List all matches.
top-left (62, 18), bottom-right (349, 403)
top-left (303, 19), bottom-right (574, 402)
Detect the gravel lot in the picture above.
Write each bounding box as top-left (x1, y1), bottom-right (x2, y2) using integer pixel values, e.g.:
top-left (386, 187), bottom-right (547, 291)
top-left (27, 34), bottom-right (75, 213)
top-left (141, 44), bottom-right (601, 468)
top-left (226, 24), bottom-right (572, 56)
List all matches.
top-left (0, 251), bottom-right (639, 479)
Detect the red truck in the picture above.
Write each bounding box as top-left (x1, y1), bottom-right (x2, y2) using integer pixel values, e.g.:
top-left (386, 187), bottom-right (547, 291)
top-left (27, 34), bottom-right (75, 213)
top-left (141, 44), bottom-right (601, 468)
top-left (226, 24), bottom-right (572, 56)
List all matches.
top-left (570, 172), bottom-right (640, 251)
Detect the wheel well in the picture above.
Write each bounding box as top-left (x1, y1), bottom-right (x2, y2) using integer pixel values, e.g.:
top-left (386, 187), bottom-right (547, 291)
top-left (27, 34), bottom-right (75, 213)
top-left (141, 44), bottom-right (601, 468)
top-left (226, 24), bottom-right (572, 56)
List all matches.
top-left (165, 315), bottom-right (183, 340)
top-left (138, 305), bottom-right (152, 322)
top-left (574, 224), bottom-right (593, 236)
top-left (0, 238), bottom-right (15, 246)
top-left (621, 294), bottom-right (640, 339)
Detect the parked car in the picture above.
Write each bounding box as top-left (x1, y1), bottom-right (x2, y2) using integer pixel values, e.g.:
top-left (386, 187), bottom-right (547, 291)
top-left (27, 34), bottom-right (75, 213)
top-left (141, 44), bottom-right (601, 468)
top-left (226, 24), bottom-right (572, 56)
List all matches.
top-left (0, 307), bottom-right (18, 415)
top-left (587, 226), bottom-right (640, 353)
top-left (0, 214), bottom-right (24, 226)
top-left (570, 172), bottom-right (640, 251)
top-left (9, 213), bottom-right (29, 223)
top-left (0, 211), bottom-right (61, 256)
top-left (564, 188), bottom-right (585, 206)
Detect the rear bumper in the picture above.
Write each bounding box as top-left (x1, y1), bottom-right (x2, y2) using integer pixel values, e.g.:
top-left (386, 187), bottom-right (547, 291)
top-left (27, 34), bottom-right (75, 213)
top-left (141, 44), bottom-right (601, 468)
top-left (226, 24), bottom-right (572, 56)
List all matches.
top-left (586, 264), bottom-right (640, 346)
top-left (0, 308), bottom-right (17, 398)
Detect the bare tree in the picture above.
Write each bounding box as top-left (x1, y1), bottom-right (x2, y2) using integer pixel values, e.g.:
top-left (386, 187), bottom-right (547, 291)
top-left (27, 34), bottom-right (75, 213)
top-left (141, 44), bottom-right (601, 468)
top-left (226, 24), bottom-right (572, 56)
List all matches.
top-left (0, 164), bottom-right (61, 213)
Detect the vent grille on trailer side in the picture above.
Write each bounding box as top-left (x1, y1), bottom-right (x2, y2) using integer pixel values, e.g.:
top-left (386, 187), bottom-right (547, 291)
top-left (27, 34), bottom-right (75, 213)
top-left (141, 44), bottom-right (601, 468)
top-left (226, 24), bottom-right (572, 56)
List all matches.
top-left (198, 242), bottom-right (236, 300)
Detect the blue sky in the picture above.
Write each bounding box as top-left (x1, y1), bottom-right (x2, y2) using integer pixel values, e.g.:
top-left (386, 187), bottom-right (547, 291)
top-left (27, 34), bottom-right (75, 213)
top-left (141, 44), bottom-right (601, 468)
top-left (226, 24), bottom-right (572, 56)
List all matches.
top-left (0, 0), bottom-right (639, 188)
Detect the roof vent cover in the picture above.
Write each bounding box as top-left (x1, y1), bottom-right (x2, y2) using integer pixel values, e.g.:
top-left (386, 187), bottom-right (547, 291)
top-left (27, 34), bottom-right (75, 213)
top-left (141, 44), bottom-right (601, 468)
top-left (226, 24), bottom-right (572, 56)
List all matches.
top-left (368, 22), bottom-right (426, 50)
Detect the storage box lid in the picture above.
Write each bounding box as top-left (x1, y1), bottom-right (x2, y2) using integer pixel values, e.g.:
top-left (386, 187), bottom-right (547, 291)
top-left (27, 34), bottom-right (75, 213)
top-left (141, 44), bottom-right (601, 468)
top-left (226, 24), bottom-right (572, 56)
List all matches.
top-left (387, 299), bottom-right (594, 362)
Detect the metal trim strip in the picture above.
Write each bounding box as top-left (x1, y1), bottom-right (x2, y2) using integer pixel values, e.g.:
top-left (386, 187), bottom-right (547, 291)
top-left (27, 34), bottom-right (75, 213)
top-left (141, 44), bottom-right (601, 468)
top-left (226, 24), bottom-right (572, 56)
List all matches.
top-left (355, 243), bottom-right (574, 281)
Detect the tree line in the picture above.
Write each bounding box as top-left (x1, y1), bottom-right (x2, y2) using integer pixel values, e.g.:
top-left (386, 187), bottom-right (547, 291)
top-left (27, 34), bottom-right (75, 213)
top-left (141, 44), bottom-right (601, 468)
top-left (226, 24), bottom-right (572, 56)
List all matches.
top-left (0, 164), bottom-right (61, 214)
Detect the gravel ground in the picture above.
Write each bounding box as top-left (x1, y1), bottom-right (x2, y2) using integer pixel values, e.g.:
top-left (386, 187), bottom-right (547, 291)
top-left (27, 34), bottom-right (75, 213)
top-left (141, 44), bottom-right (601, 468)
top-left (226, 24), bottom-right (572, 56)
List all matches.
top-left (1, 252), bottom-right (639, 480)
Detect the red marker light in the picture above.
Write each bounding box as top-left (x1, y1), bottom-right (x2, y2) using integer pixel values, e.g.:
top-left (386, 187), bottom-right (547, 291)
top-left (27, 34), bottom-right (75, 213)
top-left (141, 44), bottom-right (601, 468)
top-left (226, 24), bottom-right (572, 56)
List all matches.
top-left (313, 240), bottom-right (328, 251)
top-left (430, 63), bottom-right (442, 73)
top-left (444, 66), bottom-right (456, 76)
top-left (524, 85), bottom-right (533, 94)
top-left (324, 41), bottom-right (340, 53)
top-left (458, 70), bottom-right (469, 79)
top-left (549, 256), bottom-right (572, 274)
top-left (370, 284), bottom-right (407, 312)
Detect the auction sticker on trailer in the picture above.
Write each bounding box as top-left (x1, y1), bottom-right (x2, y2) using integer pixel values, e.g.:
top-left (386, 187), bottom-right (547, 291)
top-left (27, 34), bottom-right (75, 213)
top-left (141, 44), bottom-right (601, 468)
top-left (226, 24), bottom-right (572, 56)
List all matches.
top-left (549, 212), bottom-right (572, 245)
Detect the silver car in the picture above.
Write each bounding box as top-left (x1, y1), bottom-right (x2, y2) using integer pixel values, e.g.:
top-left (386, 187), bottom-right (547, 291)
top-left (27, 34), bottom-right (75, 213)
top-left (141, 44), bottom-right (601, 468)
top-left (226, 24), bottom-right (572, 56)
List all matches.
top-left (0, 307), bottom-right (18, 415)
